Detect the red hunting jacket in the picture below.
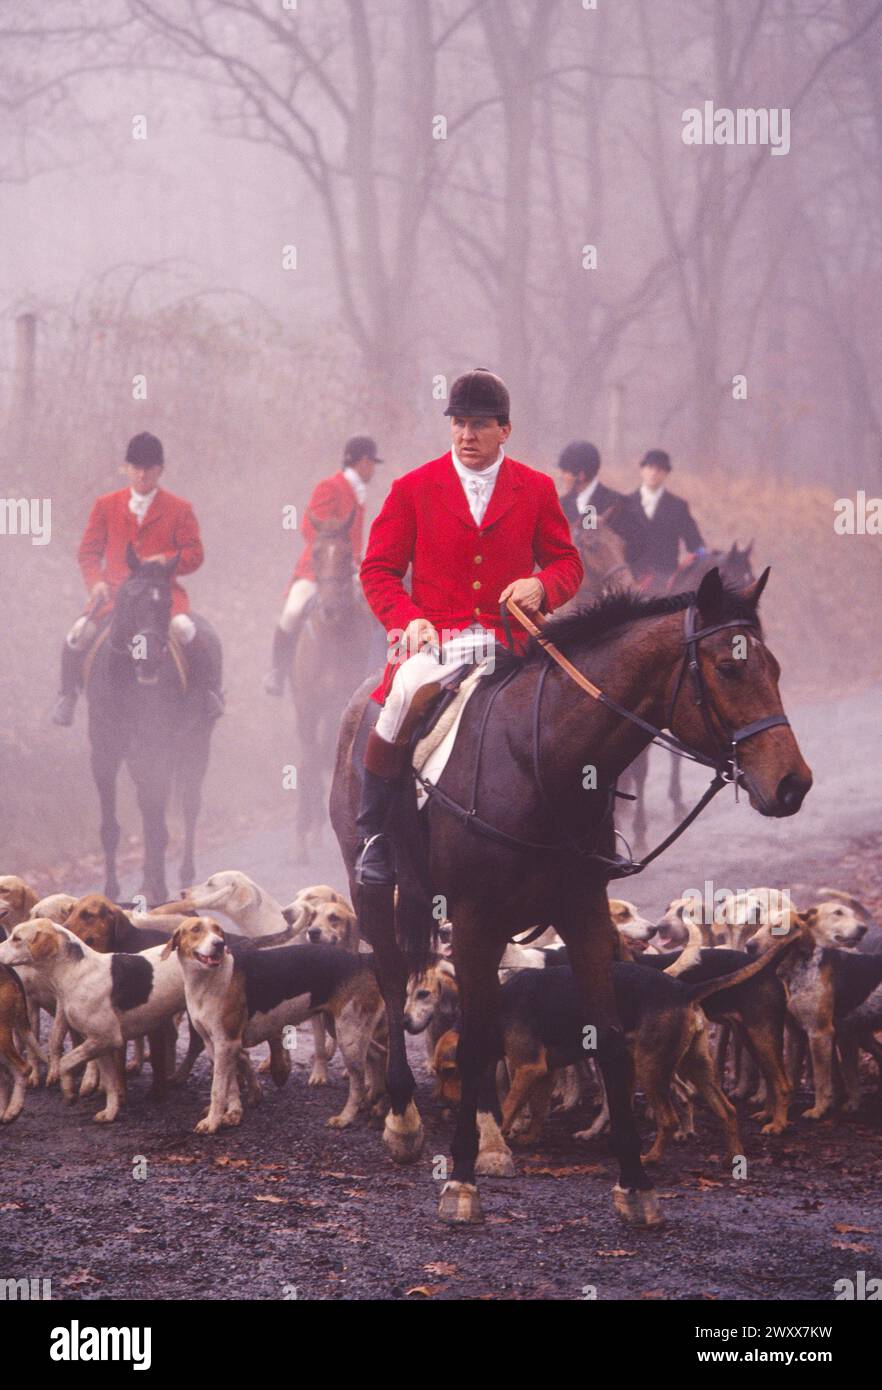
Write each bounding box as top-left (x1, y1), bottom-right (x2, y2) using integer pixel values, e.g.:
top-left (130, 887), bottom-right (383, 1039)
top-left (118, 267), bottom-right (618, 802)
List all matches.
top-left (361, 452), bottom-right (583, 702)
top-left (291, 470), bottom-right (364, 585)
top-left (77, 487), bottom-right (204, 619)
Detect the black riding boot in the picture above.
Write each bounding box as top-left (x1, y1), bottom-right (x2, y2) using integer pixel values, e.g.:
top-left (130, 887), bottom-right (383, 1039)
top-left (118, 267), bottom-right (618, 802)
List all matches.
top-left (355, 731), bottom-right (407, 887)
top-left (264, 624), bottom-right (298, 697)
top-left (52, 642), bottom-right (85, 726)
top-left (186, 620), bottom-right (225, 721)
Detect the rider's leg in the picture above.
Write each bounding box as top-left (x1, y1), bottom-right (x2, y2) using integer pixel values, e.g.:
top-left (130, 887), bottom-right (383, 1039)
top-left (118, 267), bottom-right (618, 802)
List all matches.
top-left (173, 613), bottom-right (224, 720)
top-left (52, 616), bottom-right (97, 726)
top-left (265, 579), bottom-right (316, 696)
top-left (354, 649), bottom-right (446, 887)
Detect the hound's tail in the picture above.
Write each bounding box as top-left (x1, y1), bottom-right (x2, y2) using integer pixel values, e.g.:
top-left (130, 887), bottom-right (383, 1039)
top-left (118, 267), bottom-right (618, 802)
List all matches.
top-left (686, 931), bottom-right (798, 1006)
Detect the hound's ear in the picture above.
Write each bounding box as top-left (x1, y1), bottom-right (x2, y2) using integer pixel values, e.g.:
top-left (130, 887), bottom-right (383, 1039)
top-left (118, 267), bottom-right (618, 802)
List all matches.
top-left (695, 566), bottom-right (724, 621)
top-left (741, 566), bottom-right (770, 607)
top-left (126, 541), bottom-right (140, 572)
top-left (160, 928), bottom-right (182, 960)
top-left (28, 925), bottom-right (60, 962)
top-left (107, 907), bottom-right (131, 949)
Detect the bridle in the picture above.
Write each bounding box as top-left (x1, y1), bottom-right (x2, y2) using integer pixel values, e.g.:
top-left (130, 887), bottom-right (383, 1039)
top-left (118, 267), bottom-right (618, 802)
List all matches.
top-left (108, 576), bottom-right (172, 680)
top-left (414, 597), bottom-right (790, 879)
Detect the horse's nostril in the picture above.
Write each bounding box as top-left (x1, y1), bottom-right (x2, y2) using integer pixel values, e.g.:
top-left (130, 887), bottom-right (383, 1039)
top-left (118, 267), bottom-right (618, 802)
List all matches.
top-left (776, 773), bottom-right (811, 816)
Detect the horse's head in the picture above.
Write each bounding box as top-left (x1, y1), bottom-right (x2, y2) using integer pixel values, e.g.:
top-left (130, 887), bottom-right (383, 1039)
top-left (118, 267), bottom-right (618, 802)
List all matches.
top-left (719, 540), bottom-right (755, 589)
top-left (669, 566), bottom-right (812, 818)
top-left (575, 507), bottom-right (630, 598)
top-left (309, 509), bottom-right (357, 625)
top-left (111, 543), bottom-right (179, 684)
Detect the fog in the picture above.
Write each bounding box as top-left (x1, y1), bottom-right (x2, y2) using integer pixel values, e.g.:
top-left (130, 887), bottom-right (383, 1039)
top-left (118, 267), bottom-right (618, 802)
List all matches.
top-left (1, 0), bottom-right (879, 880)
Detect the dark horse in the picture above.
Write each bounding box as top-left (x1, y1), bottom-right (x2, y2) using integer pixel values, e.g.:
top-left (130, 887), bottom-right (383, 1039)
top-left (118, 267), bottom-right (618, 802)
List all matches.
top-left (291, 511), bottom-right (374, 848)
top-left (86, 546), bottom-right (217, 904)
top-left (330, 568), bottom-right (812, 1226)
top-left (571, 519), bottom-right (757, 848)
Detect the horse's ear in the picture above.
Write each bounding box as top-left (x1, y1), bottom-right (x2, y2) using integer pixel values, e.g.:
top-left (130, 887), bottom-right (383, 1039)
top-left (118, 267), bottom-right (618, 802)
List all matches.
top-left (126, 542), bottom-right (140, 572)
top-left (164, 552), bottom-right (181, 575)
top-left (741, 566), bottom-right (770, 608)
top-left (745, 539), bottom-right (754, 557)
top-left (726, 541), bottom-right (737, 560)
top-left (695, 566), bottom-right (724, 620)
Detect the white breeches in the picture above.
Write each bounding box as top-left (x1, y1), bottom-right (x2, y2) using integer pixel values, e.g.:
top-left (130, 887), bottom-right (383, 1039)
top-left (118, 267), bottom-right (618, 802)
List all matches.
top-left (279, 578), bottom-right (317, 633)
top-left (375, 626), bottom-right (494, 742)
top-left (67, 612), bottom-right (196, 648)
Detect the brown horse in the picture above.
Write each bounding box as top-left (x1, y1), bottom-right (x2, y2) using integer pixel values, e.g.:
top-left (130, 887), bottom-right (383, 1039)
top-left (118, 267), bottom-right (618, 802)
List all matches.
top-left (330, 568), bottom-right (811, 1227)
top-left (291, 512), bottom-right (374, 849)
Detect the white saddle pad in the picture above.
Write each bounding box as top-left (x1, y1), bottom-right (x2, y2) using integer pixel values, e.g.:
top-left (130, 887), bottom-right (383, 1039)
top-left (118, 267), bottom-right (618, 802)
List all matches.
top-left (412, 663), bottom-right (487, 810)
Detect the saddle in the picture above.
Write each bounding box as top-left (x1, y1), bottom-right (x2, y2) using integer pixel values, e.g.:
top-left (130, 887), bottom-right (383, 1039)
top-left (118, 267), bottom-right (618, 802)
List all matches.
top-left (351, 662), bottom-right (475, 783)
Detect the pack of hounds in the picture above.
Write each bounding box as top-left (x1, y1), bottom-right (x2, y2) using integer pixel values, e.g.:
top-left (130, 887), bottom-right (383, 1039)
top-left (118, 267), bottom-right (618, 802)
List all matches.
top-left (0, 871), bottom-right (880, 1173)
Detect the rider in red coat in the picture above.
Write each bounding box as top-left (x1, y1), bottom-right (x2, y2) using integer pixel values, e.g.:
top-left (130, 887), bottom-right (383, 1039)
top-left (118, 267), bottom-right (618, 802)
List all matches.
top-left (355, 369), bottom-right (583, 885)
top-left (263, 436), bottom-right (382, 695)
top-left (52, 432), bottom-right (223, 725)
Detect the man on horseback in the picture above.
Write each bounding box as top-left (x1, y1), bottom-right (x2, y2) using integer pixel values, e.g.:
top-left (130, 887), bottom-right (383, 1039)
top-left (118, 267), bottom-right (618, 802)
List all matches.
top-left (354, 368), bottom-right (583, 886)
top-left (52, 431), bottom-right (224, 725)
top-left (610, 448), bottom-right (707, 588)
top-left (557, 440), bottom-right (623, 530)
top-left (264, 435), bottom-right (384, 696)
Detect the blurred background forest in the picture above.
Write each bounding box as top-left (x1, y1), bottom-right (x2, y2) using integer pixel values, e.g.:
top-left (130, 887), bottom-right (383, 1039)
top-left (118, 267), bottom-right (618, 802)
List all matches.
top-left (0, 0), bottom-right (879, 877)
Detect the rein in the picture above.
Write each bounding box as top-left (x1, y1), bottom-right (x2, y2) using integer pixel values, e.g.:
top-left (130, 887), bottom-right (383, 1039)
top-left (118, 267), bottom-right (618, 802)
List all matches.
top-left (415, 596), bottom-right (790, 879)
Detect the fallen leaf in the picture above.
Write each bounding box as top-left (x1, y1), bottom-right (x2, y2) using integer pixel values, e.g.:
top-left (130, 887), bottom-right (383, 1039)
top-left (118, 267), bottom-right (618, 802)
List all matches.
top-left (424, 1261), bottom-right (457, 1277)
top-left (254, 1194), bottom-right (287, 1204)
top-left (595, 1249), bottom-right (636, 1258)
top-left (832, 1240), bottom-right (871, 1253)
top-left (406, 1285), bottom-right (442, 1298)
top-left (833, 1223), bottom-right (873, 1235)
top-left (62, 1269), bottom-right (102, 1288)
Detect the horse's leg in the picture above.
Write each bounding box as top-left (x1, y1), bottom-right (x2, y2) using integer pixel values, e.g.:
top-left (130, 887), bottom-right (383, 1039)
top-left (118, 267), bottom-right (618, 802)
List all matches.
top-left (90, 738), bottom-right (123, 901)
top-left (133, 755), bottom-right (172, 904)
top-left (555, 882), bottom-right (662, 1228)
top-left (357, 885), bottom-right (423, 1163)
top-left (178, 728), bottom-right (210, 888)
top-left (668, 752), bottom-right (685, 819)
top-left (439, 917), bottom-right (510, 1225)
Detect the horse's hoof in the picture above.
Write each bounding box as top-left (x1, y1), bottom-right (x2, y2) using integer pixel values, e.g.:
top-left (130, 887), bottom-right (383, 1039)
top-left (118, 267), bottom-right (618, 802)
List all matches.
top-left (382, 1102), bottom-right (424, 1164)
top-left (612, 1184), bottom-right (665, 1228)
top-left (475, 1148), bottom-right (517, 1178)
top-left (437, 1181), bottom-right (484, 1225)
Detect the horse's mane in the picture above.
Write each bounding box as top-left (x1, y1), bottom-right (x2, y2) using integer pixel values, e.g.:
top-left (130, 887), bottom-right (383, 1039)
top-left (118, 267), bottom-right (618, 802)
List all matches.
top-left (486, 583), bottom-right (760, 682)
